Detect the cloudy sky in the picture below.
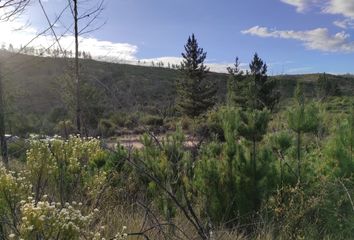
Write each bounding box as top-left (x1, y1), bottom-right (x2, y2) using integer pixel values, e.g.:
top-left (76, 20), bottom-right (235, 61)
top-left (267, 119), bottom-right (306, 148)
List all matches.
top-left (2, 0), bottom-right (354, 74)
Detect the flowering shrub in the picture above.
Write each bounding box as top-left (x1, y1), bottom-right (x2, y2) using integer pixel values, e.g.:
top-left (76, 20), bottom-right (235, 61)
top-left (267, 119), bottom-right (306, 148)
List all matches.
top-left (19, 197), bottom-right (95, 240)
top-left (0, 166), bottom-right (32, 238)
top-left (85, 171), bottom-right (108, 200)
top-left (0, 166), bottom-right (31, 206)
top-left (25, 136), bottom-right (107, 202)
top-left (26, 141), bottom-right (57, 200)
top-left (0, 163), bottom-right (127, 240)
top-left (51, 136), bottom-right (105, 170)
top-left (5, 196), bottom-right (127, 240)
top-left (0, 132), bottom-right (133, 240)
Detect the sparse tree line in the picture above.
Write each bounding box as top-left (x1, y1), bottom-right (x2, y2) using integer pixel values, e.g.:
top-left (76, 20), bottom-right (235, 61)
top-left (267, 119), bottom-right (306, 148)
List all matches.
top-left (2, 43), bottom-right (93, 59)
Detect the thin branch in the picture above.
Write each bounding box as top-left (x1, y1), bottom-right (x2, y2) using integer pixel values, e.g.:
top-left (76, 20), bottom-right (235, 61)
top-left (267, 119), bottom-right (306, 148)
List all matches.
top-left (38, 0), bottom-right (64, 52)
top-left (339, 179), bottom-right (354, 212)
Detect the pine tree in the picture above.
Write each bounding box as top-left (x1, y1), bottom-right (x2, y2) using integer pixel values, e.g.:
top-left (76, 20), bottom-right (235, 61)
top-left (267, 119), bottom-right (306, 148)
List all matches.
top-left (238, 108), bottom-right (270, 209)
top-left (226, 57), bottom-right (247, 108)
top-left (287, 82), bottom-right (320, 182)
top-left (176, 34), bottom-right (217, 118)
top-left (248, 53), bottom-right (279, 111)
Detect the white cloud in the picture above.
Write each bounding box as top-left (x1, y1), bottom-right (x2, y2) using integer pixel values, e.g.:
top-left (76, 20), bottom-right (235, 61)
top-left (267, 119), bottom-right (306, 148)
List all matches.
top-left (140, 57), bottom-right (183, 66)
top-left (280, 0), bottom-right (313, 12)
top-left (139, 57), bottom-right (236, 73)
top-left (333, 19), bottom-right (354, 29)
top-left (0, 19), bottom-right (235, 73)
top-left (325, 0), bottom-right (354, 19)
top-left (242, 26), bottom-right (354, 53)
top-left (280, 0), bottom-right (354, 29)
top-left (0, 10), bottom-right (245, 73)
top-left (0, 17), bottom-right (138, 61)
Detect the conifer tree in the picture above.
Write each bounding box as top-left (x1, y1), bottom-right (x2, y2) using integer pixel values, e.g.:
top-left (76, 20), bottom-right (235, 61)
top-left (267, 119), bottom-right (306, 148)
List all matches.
top-left (248, 53), bottom-right (280, 111)
top-left (287, 82), bottom-right (320, 182)
top-left (238, 109), bottom-right (270, 208)
top-left (226, 57), bottom-right (247, 108)
top-left (176, 34), bottom-right (217, 118)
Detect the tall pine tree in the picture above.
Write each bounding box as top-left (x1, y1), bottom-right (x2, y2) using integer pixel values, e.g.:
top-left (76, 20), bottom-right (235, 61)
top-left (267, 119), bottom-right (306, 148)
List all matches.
top-left (236, 54), bottom-right (277, 208)
top-left (176, 34), bottom-right (217, 118)
top-left (248, 53), bottom-right (279, 111)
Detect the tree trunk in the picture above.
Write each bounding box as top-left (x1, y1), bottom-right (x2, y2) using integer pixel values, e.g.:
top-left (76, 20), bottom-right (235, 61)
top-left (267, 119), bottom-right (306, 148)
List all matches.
top-left (280, 153), bottom-right (283, 189)
top-left (252, 138), bottom-right (257, 209)
top-left (73, 0), bottom-right (81, 134)
top-left (297, 131), bottom-right (301, 183)
top-left (0, 66), bottom-right (8, 168)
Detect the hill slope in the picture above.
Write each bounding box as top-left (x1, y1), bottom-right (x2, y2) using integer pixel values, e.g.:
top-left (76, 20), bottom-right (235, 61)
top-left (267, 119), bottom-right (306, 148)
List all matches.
top-left (0, 50), bottom-right (353, 134)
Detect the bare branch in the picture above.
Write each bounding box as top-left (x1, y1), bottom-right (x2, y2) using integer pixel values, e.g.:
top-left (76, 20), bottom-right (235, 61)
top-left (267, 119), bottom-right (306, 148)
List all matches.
top-left (38, 0), bottom-right (64, 52)
top-left (0, 0), bottom-right (31, 21)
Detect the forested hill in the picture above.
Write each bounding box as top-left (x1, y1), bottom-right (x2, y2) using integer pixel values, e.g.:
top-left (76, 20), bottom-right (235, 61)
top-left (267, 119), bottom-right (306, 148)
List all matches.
top-left (0, 49), bottom-right (353, 126)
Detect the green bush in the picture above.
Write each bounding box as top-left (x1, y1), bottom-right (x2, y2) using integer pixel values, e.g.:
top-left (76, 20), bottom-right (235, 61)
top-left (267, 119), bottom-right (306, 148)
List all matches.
top-left (141, 114), bottom-right (164, 126)
top-left (269, 179), bottom-right (354, 239)
top-left (7, 139), bottom-right (27, 162)
top-left (98, 118), bottom-right (116, 137)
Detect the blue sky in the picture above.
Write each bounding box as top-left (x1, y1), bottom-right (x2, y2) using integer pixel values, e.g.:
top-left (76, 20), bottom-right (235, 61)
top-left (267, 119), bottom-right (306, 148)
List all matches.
top-left (3, 0), bottom-right (354, 74)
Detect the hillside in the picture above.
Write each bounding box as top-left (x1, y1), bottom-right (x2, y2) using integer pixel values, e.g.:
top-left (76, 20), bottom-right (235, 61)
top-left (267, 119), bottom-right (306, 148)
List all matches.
top-left (1, 51), bottom-right (354, 112)
top-left (0, 50), bottom-right (353, 134)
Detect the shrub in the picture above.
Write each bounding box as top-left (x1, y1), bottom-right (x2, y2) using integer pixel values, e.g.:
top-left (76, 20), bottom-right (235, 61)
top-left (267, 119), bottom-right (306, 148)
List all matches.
top-left (269, 178), bottom-right (354, 239)
top-left (98, 119), bottom-right (116, 137)
top-left (7, 139), bottom-right (28, 162)
top-left (26, 136), bottom-right (107, 203)
top-left (141, 115), bottom-right (164, 126)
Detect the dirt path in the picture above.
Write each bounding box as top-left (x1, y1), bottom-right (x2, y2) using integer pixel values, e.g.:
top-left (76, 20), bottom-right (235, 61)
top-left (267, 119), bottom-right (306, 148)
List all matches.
top-left (103, 134), bottom-right (199, 150)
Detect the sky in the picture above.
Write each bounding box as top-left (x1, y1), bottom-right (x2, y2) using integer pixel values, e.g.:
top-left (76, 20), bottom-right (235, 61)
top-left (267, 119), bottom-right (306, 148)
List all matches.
top-left (2, 0), bottom-right (354, 74)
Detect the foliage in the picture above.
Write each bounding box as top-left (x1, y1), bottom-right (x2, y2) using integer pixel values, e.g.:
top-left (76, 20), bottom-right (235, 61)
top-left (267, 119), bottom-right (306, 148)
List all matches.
top-left (317, 72), bottom-right (341, 100)
top-left (26, 136), bottom-right (107, 203)
top-left (193, 107), bottom-right (277, 227)
top-left (3, 50), bottom-right (354, 135)
top-left (7, 139), bottom-right (27, 162)
top-left (55, 120), bottom-right (76, 139)
top-left (2, 47), bottom-right (354, 238)
top-left (98, 118), bottom-right (116, 137)
top-left (19, 197), bottom-right (98, 240)
top-left (247, 53), bottom-right (280, 111)
top-left (141, 114), bottom-right (164, 127)
top-left (325, 111), bottom-right (354, 178)
top-left (139, 128), bottom-right (186, 220)
top-left (0, 138), bottom-right (128, 240)
top-left (287, 82), bottom-right (321, 182)
top-left (176, 34), bottom-right (217, 118)
top-left (270, 179), bottom-right (354, 239)
top-left (227, 57), bottom-right (247, 108)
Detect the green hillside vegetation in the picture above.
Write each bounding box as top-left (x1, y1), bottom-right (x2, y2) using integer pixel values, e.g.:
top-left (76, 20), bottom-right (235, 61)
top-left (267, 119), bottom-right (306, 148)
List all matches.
top-left (1, 46), bottom-right (354, 239)
top-left (1, 50), bottom-right (353, 136)
top-left (1, 85), bottom-right (354, 239)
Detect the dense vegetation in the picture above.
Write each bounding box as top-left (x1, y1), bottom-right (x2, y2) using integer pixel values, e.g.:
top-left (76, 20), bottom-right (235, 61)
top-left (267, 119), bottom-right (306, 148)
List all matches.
top-left (1, 95), bottom-right (354, 239)
top-left (1, 34), bottom-right (354, 239)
